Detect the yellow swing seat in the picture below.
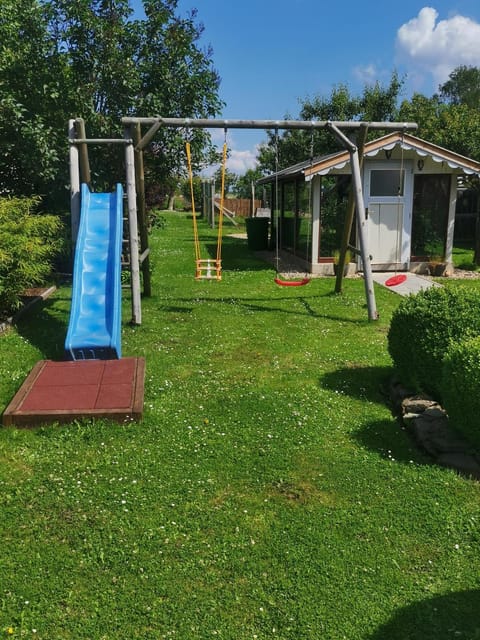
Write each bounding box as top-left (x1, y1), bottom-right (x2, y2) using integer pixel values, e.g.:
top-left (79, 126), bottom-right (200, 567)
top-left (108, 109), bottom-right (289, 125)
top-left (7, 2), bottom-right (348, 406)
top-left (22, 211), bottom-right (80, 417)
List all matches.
top-left (195, 259), bottom-right (222, 281)
top-left (186, 135), bottom-right (226, 282)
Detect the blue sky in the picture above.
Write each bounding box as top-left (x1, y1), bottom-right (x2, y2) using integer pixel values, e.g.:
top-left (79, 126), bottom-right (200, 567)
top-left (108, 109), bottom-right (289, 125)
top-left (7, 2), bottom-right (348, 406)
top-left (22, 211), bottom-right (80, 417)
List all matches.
top-left (133, 1), bottom-right (480, 173)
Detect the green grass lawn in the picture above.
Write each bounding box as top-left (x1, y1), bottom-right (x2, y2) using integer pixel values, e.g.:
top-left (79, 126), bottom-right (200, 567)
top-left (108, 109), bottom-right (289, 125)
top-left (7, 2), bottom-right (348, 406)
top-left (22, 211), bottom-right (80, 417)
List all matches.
top-left (1, 213), bottom-right (479, 639)
top-left (452, 244), bottom-right (480, 271)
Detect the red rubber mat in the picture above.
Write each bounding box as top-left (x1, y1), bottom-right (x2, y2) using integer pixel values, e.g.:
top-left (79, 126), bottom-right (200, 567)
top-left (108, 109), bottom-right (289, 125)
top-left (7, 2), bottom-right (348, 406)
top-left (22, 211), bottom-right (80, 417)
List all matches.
top-left (2, 358), bottom-right (145, 427)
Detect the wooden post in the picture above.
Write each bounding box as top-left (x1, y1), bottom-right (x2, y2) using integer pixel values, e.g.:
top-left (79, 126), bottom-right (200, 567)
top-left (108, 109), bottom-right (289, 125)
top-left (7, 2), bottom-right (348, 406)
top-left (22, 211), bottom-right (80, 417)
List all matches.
top-left (75, 118), bottom-right (91, 187)
top-left (210, 180), bottom-right (215, 228)
top-left (68, 119), bottom-right (81, 244)
top-left (335, 124), bottom-right (368, 293)
top-left (350, 147), bottom-right (378, 320)
top-left (122, 116), bottom-right (417, 133)
top-left (125, 127), bottom-right (142, 325)
top-left (202, 180), bottom-right (207, 219)
top-left (328, 122), bottom-right (377, 321)
top-left (133, 123), bottom-right (151, 297)
top-left (309, 176), bottom-right (321, 266)
top-left (444, 174), bottom-right (458, 268)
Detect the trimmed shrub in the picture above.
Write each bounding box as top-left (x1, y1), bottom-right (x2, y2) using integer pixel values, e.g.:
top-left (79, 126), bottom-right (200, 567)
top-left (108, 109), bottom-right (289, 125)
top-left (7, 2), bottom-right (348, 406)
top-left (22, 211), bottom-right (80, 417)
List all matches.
top-left (442, 336), bottom-right (480, 452)
top-left (387, 286), bottom-right (480, 398)
top-left (0, 196), bottom-right (63, 318)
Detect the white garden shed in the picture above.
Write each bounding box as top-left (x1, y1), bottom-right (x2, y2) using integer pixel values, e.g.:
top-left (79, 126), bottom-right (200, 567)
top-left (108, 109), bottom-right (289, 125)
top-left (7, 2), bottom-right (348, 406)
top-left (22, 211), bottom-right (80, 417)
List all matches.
top-left (259, 132), bottom-right (480, 275)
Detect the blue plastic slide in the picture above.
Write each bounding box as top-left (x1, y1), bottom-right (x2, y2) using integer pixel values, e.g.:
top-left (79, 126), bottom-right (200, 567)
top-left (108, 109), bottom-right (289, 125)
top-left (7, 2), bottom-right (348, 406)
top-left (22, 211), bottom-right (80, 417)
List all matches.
top-left (65, 183), bottom-right (123, 360)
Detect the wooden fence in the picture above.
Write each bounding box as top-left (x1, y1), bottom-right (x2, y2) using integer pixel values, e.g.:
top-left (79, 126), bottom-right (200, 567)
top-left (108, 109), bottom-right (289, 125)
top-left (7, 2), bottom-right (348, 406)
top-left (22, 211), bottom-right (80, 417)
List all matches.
top-left (214, 198), bottom-right (262, 218)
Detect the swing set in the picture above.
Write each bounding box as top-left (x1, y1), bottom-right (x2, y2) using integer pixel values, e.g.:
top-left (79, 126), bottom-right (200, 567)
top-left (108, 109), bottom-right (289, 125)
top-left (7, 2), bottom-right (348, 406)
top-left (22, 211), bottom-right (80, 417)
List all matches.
top-left (186, 124), bottom-right (312, 286)
top-left (99, 115), bottom-right (417, 323)
top-left (185, 131), bottom-right (227, 281)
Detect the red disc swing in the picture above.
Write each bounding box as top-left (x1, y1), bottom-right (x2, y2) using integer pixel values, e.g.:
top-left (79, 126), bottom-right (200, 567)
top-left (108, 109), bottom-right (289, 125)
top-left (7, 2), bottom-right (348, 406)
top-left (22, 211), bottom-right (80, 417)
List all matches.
top-left (385, 274), bottom-right (407, 287)
top-left (274, 276), bottom-right (311, 287)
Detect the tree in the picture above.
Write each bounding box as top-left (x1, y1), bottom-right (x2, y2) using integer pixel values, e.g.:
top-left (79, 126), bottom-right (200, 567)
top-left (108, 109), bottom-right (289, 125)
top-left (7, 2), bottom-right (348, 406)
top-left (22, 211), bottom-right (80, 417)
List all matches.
top-left (0, 0), bottom-right (223, 208)
top-left (439, 65), bottom-right (480, 109)
top-left (234, 168), bottom-right (264, 199)
top-left (397, 92), bottom-right (444, 141)
top-left (256, 72), bottom-right (404, 173)
top-left (212, 166), bottom-right (237, 195)
top-left (398, 89), bottom-right (480, 161)
top-left (0, 0), bottom-right (70, 204)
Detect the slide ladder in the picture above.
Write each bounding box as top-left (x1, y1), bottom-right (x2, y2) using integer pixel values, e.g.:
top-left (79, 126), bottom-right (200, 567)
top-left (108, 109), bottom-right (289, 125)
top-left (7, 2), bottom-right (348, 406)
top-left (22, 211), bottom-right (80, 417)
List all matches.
top-left (65, 184), bottom-right (123, 360)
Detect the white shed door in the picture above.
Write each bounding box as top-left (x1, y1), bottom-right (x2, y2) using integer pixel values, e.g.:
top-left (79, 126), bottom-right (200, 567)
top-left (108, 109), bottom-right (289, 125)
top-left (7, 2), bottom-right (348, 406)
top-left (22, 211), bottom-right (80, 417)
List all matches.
top-left (364, 163), bottom-right (411, 266)
top-left (368, 203), bottom-right (403, 263)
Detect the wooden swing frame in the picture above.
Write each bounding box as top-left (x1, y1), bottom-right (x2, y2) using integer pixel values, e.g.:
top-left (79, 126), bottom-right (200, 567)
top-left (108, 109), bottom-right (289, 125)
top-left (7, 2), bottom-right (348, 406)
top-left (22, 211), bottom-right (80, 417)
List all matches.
top-left (115, 116), bottom-right (418, 322)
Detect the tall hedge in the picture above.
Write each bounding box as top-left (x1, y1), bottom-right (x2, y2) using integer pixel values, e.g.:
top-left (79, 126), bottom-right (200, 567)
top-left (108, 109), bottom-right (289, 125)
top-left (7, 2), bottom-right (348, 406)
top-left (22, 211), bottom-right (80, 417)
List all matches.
top-left (441, 336), bottom-right (480, 451)
top-left (387, 286), bottom-right (480, 397)
top-left (0, 197), bottom-right (63, 318)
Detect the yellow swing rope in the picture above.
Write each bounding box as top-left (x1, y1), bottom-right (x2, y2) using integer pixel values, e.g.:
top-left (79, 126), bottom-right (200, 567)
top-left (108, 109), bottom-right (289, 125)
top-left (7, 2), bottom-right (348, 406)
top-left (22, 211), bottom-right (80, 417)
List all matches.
top-left (185, 140), bottom-right (201, 265)
top-left (185, 135), bottom-right (227, 280)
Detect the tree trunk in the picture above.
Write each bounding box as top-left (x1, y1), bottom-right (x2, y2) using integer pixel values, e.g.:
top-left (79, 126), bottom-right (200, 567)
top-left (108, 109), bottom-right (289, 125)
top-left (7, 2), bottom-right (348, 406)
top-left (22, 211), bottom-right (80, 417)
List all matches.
top-left (168, 193), bottom-right (175, 211)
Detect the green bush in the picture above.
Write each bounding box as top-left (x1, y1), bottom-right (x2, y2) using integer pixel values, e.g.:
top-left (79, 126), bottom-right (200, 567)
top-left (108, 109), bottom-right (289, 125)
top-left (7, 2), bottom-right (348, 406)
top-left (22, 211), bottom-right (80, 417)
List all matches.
top-left (387, 286), bottom-right (480, 397)
top-left (442, 336), bottom-right (480, 451)
top-left (0, 196), bottom-right (63, 318)
top-left (148, 209), bottom-right (167, 231)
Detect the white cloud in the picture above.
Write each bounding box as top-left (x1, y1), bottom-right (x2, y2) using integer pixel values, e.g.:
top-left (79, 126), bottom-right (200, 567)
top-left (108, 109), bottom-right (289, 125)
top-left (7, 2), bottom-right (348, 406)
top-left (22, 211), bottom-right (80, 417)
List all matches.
top-left (202, 129), bottom-right (259, 176)
top-left (396, 7), bottom-right (480, 86)
top-left (202, 147), bottom-right (258, 177)
top-left (353, 64), bottom-right (380, 85)
top-left (226, 147), bottom-right (258, 174)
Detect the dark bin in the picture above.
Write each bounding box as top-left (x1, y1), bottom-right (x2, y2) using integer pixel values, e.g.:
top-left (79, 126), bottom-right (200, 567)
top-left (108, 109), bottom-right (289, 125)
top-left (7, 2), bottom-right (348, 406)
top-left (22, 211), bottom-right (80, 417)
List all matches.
top-left (246, 217), bottom-right (269, 251)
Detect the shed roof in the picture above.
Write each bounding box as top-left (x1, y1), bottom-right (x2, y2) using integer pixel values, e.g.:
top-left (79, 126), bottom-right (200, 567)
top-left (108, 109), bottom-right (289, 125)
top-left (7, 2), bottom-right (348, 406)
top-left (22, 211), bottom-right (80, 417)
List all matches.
top-left (257, 132), bottom-right (480, 185)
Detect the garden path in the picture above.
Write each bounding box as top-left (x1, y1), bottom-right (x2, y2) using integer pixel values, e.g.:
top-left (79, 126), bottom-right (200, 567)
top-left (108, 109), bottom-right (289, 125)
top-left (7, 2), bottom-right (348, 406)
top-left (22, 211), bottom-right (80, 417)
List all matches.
top-left (372, 272), bottom-right (441, 296)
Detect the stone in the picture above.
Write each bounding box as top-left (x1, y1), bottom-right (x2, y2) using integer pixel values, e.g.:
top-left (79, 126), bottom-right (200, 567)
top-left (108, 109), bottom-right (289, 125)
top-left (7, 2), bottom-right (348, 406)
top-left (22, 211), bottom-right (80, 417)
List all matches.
top-left (390, 379), bottom-right (480, 479)
top-left (403, 412), bottom-right (420, 420)
top-left (423, 406), bottom-right (447, 419)
top-left (401, 395), bottom-right (437, 415)
top-left (411, 415), bottom-right (469, 456)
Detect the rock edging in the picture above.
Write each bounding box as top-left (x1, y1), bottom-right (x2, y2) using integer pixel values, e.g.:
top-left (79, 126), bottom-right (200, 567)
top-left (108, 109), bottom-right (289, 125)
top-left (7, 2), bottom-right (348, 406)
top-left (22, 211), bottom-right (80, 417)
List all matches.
top-left (390, 381), bottom-right (480, 480)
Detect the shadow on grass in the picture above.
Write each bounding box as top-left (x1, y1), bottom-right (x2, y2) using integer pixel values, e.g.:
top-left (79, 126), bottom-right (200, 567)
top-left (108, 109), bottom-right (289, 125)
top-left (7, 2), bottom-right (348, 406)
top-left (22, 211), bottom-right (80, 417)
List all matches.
top-left (160, 294), bottom-right (370, 324)
top-left (15, 296), bottom-right (70, 360)
top-left (320, 365), bottom-right (393, 404)
top-left (369, 589), bottom-right (480, 639)
top-left (320, 365), bottom-right (431, 465)
top-left (197, 235), bottom-right (272, 272)
top-left (353, 418), bottom-right (430, 466)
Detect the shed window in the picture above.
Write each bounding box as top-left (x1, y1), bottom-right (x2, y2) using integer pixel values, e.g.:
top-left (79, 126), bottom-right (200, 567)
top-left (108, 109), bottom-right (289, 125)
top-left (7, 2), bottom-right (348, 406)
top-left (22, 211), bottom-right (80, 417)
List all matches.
top-left (370, 169), bottom-right (404, 197)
